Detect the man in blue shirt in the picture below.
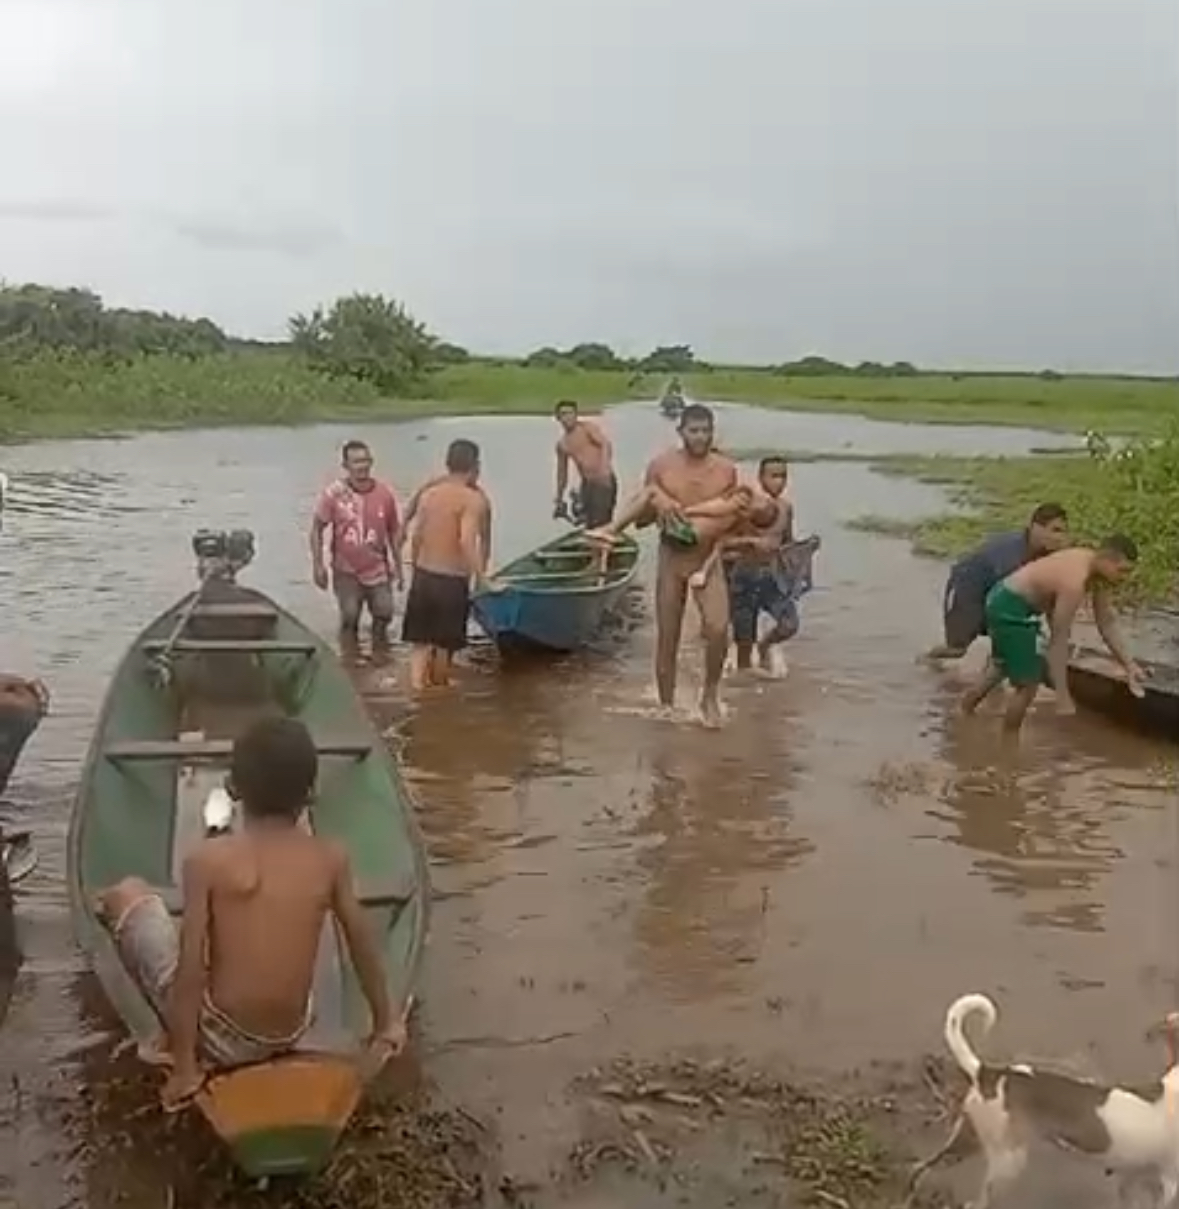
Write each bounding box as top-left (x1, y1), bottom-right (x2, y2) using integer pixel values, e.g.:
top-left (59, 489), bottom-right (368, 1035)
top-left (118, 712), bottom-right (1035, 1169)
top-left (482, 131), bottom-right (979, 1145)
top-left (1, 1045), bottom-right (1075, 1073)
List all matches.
top-left (924, 502), bottom-right (1069, 663)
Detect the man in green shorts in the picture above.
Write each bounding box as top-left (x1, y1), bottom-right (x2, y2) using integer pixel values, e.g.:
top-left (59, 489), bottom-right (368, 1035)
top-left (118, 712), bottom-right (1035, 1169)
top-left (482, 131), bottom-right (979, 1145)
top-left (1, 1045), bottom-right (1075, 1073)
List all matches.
top-left (961, 536), bottom-right (1143, 735)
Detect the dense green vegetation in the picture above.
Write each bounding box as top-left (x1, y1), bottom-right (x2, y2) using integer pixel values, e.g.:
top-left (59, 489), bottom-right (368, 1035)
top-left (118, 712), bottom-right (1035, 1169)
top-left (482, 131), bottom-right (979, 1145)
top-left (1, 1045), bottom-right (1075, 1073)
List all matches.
top-left (2, 280), bottom-right (1177, 440)
top-left (847, 433), bottom-right (1179, 604)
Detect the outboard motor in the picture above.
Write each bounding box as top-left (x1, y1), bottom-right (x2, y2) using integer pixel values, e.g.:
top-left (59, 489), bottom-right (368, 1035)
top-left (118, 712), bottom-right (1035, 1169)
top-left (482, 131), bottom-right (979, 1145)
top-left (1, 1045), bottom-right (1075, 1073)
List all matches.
top-left (192, 528), bottom-right (257, 583)
top-left (202, 786), bottom-right (235, 837)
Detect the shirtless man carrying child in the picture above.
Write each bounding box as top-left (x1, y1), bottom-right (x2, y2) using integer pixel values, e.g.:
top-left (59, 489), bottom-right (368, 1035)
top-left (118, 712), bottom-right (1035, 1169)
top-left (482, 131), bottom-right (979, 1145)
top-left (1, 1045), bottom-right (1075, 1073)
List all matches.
top-left (587, 404), bottom-right (747, 726)
top-left (97, 717), bottom-right (405, 1110)
top-left (961, 536), bottom-right (1144, 736)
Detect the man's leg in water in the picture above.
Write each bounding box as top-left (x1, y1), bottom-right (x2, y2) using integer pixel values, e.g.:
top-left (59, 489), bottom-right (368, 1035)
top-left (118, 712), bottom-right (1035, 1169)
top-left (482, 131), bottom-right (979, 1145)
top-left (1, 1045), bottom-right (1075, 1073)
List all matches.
top-left (366, 582), bottom-right (395, 664)
top-left (333, 574), bottom-right (363, 662)
top-left (757, 581), bottom-right (800, 671)
top-left (924, 576), bottom-right (981, 663)
top-left (961, 661), bottom-right (1005, 715)
top-left (654, 548), bottom-right (689, 709)
top-left (692, 555), bottom-right (731, 725)
top-left (1002, 682), bottom-right (1039, 734)
top-left (430, 647), bottom-right (454, 687)
top-left (409, 646), bottom-right (433, 691)
top-left (727, 563), bottom-right (759, 671)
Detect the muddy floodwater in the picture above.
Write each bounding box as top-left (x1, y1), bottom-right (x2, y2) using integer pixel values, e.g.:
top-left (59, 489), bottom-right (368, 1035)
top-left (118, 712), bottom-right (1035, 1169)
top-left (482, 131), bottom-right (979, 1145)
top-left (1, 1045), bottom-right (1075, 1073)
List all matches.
top-left (1, 403), bottom-right (1176, 1207)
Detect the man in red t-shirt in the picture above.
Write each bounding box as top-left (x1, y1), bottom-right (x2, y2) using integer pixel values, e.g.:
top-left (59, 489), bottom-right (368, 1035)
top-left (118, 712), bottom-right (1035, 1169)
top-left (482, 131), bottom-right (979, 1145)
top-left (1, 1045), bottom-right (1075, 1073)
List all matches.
top-left (309, 440), bottom-right (402, 663)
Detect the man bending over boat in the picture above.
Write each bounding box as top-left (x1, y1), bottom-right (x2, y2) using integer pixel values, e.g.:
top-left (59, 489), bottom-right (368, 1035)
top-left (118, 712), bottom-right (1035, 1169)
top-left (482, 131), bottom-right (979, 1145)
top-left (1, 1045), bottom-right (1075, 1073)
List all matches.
top-left (961, 536), bottom-right (1143, 736)
top-left (923, 502), bottom-right (1069, 664)
top-left (552, 399), bottom-right (618, 528)
top-left (96, 717), bottom-right (405, 1111)
top-left (400, 439), bottom-right (494, 691)
top-left (587, 404), bottom-right (746, 727)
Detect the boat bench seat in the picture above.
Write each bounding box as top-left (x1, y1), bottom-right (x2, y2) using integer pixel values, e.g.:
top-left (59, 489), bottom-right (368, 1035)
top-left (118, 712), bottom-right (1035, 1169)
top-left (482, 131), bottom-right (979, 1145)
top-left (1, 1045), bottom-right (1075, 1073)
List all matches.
top-left (189, 603), bottom-right (280, 622)
top-left (151, 873), bottom-right (416, 916)
top-left (141, 639), bottom-right (316, 655)
top-left (105, 737), bottom-right (373, 760)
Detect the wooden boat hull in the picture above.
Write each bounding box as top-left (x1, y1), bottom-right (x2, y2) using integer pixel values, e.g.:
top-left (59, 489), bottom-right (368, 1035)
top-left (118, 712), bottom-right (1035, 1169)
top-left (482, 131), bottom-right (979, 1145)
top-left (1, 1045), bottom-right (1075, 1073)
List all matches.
top-left (1064, 649), bottom-right (1179, 741)
top-left (471, 530), bottom-right (640, 652)
top-left (68, 578), bottom-right (430, 1178)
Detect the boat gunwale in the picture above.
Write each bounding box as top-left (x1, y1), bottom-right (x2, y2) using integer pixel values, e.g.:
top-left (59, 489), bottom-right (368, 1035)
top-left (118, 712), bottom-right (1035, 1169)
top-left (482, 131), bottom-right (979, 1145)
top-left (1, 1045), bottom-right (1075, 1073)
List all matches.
top-left (474, 533), bottom-right (641, 602)
top-left (66, 581), bottom-right (432, 1063)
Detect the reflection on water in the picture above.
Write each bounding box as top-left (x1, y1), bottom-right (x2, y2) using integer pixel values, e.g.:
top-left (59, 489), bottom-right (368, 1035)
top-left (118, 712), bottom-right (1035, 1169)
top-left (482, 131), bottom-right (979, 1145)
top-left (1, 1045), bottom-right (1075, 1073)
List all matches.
top-left (631, 717), bottom-right (815, 1001)
top-left (0, 402), bottom-right (1176, 1204)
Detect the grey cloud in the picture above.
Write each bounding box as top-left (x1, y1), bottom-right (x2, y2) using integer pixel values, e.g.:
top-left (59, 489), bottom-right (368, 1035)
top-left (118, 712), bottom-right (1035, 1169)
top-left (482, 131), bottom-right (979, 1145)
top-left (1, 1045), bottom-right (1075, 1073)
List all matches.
top-left (0, 0), bottom-right (1174, 371)
top-left (170, 218), bottom-right (345, 259)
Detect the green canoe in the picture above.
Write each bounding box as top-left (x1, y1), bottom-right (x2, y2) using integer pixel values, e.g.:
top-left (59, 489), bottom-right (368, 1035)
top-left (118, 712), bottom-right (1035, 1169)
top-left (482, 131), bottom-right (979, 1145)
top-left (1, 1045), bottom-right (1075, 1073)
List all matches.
top-left (68, 545), bottom-right (430, 1179)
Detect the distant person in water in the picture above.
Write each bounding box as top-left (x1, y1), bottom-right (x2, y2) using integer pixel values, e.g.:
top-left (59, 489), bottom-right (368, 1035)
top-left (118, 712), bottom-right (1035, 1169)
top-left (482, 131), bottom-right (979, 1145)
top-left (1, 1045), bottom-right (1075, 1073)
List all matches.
top-left (961, 537), bottom-right (1143, 735)
top-left (588, 404), bottom-right (743, 727)
top-left (400, 439), bottom-right (493, 691)
top-left (552, 400), bottom-right (617, 528)
top-left (924, 503), bottom-right (1070, 665)
top-left (310, 440), bottom-right (402, 665)
top-left (97, 717), bottom-right (405, 1111)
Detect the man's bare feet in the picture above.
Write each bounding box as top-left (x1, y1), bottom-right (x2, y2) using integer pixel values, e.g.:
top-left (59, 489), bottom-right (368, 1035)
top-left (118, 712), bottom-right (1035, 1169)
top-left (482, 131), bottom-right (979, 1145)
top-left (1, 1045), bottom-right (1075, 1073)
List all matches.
top-left (699, 695), bottom-right (724, 729)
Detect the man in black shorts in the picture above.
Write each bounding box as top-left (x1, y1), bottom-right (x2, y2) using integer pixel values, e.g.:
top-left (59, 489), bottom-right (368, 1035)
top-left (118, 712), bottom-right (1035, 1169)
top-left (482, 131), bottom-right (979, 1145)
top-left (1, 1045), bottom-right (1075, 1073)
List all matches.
top-left (924, 502), bottom-right (1069, 663)
top-left (400, 440), bottom-right (493, 691)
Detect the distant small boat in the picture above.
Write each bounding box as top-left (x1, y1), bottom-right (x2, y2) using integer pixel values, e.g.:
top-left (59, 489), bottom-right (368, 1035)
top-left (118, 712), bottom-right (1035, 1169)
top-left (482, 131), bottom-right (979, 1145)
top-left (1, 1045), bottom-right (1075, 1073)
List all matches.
top-left (69, 530), bottom-right (430, 1179)
top-left (658, 380), bottom-right (686, 418)
top-left (472, 530), bottom-right (640, 653)
top-left (1062, 647), bottom-right (1179, 741)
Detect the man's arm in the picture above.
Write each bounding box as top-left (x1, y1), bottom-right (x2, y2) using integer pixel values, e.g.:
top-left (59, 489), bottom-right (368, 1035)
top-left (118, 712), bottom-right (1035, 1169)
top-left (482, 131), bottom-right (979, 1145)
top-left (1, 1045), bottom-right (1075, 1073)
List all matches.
top-left (166, 853), bottom-right (212, 1078)
top-left (1046, 585), bottom-right (1085, 706)
top-left (1091, 584), bottom-right (1135, 670)
top-left (329, 845), bottom-right (393, 1037)
top-left (480, 490), bottom-right (493, 568)
top-left (554, 442), bottom-right (570, 506)
top-left (643, 455), bottom-right (681, 516)
top-left (385, 494), bottom-right (403, 586)
top-left (460, 496), bottom-right (490, 585)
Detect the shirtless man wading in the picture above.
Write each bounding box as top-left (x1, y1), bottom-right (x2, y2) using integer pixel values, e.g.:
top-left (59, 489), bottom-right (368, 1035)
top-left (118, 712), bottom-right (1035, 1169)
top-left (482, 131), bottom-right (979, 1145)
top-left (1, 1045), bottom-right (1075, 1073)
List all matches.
top-left (400, 439), bottom-right (493, 691)
top-left (590, 404), bottom-right (739, 727)
top-left (962, 536), bottom-right (1143, 736)
top-left (552, 400), bottom-right (618, 528)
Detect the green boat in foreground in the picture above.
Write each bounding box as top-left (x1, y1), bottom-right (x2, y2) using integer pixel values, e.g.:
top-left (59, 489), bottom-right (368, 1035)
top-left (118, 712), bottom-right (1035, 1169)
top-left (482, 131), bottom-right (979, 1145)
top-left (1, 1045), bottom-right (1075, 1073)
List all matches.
top-left (68, 531), bottom-right (430, 1179)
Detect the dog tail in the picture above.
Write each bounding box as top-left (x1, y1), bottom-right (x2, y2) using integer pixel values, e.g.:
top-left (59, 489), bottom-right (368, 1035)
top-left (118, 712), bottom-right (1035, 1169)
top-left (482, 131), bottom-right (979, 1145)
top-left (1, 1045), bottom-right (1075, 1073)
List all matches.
top-left (944, 993), bottom-right (997, 1081)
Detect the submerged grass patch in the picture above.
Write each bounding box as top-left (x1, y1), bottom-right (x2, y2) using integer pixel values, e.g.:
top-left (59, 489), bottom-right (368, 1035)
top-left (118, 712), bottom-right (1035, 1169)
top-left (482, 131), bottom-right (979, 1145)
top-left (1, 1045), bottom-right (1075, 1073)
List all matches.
top-left (848, 437), bottom-right (1179, 604)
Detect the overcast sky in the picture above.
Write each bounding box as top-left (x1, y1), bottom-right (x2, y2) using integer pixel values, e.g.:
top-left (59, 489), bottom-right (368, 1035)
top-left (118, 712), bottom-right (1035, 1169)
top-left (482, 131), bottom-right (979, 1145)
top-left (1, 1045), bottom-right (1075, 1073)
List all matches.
top-left (0, 0), bottom-right (1175, 371)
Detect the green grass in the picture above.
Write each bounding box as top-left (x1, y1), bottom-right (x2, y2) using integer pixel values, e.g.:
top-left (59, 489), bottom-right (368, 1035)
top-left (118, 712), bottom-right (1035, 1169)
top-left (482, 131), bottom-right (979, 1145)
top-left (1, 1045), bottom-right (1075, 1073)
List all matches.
top-left (428, 365), bottom-right (1179, 435)
top-left (1, 352), bottom-right (1178, 442)
top-left (846, 441), bottom-right (1179, 604)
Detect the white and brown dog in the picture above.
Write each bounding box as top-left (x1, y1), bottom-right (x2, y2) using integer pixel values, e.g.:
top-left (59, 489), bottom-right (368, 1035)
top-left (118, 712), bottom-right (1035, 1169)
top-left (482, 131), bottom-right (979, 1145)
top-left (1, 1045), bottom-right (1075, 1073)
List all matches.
top-left (909, 993), bottom-right (1179, 1207)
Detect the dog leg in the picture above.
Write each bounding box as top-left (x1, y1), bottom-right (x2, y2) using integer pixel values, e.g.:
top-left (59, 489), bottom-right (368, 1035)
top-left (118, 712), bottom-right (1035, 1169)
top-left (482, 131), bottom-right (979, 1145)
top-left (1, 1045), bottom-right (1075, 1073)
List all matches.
top-left (1159, 1170), bottom-right (1179, 1208)
top-left (907, 1113), bottom-right (973, 1202)
top-left (968, 1142), bottom-right (1027, 1209)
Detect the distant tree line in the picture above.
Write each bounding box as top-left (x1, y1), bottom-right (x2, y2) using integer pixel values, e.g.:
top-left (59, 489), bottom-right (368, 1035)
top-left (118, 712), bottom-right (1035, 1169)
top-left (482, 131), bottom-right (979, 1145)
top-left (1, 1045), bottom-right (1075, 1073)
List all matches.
top-left (4, 279), bottom-right (1118, 399)
top-left (0, 283), bottom-right (227, 358)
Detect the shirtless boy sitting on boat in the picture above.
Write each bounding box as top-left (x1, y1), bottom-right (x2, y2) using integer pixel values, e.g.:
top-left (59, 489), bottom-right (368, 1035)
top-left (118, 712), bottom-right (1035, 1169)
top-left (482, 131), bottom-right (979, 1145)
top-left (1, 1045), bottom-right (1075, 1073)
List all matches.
top-left (97, 717), bottom-right (405, 1110)
top-left (961, 536), bottom-right (1143, 736)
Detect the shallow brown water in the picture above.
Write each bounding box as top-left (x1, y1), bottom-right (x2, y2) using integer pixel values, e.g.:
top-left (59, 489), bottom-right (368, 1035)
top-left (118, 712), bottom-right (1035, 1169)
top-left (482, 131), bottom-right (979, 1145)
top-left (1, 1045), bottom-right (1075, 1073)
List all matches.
top-left (1, 404), bottom-right (1176, 1207)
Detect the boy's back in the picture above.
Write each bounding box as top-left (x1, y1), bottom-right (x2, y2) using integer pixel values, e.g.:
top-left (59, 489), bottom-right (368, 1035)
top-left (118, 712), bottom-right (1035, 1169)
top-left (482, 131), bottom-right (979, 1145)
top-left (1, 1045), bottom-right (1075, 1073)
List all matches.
top-left (199, 827), bottom-right (341, 1041)
top-left (98, 715), bottom-right (402, 1110)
